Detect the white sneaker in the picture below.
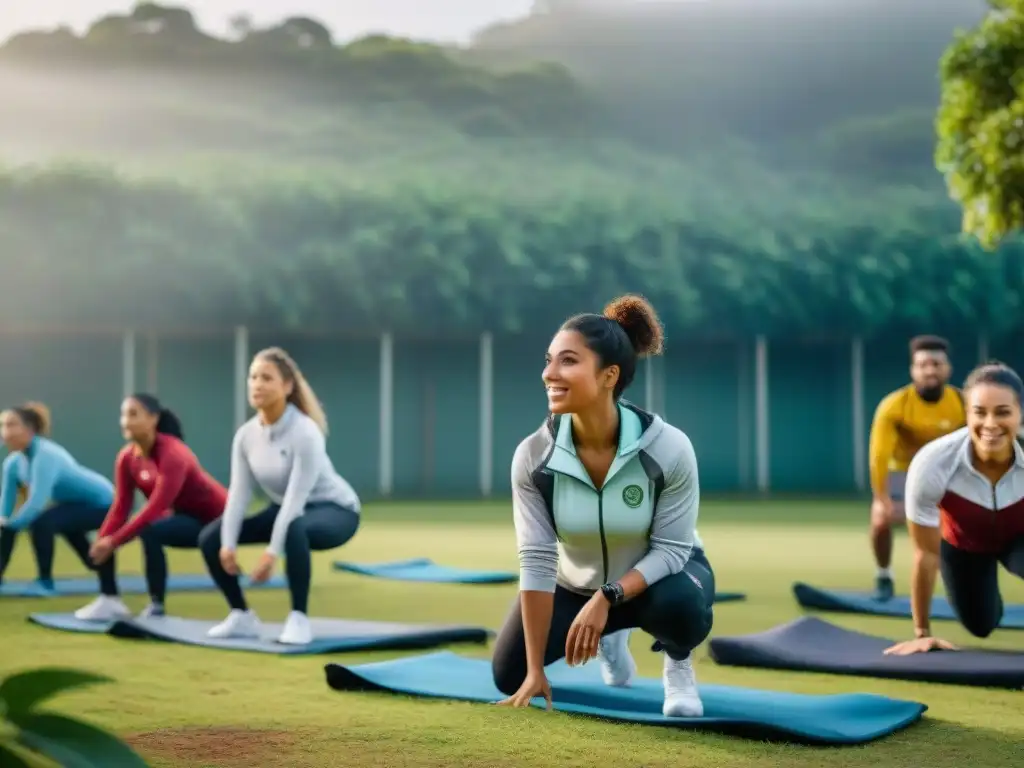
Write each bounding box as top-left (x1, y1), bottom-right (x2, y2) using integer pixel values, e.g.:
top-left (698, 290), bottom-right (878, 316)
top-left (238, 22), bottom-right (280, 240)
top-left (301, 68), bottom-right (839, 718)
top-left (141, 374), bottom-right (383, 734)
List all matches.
top-left (139, 602), bottom-right (165, 618)
top-left (74, 595), bottom-right (131, 622)
top-left (662, 651), bottom-right (704, 717)
top-left (597, 629), bottom-right (637, 687)
top-left (207, 609), bottom-right (261, 639)
top-left (278, 611), bottom-right (312, 645)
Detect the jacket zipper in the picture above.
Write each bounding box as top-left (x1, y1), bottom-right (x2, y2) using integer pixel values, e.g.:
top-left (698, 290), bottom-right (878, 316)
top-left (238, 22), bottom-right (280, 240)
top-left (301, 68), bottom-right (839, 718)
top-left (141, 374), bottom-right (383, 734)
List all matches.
top-left (597, 489), bottom-right (609, 584)
top-left (991, 483), bottom-right (999, 539)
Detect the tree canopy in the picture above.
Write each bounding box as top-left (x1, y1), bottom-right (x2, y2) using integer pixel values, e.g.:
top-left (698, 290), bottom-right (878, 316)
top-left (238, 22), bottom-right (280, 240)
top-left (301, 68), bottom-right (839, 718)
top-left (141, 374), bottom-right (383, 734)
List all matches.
top-left (4, 161), bottom-right (1022, 339)
top-left (0, 3), bottom-right (595, 142)
top-left (936, 0), bottom-right (1024, 249)
top-left (0, 2), bottom-right (1019, 339)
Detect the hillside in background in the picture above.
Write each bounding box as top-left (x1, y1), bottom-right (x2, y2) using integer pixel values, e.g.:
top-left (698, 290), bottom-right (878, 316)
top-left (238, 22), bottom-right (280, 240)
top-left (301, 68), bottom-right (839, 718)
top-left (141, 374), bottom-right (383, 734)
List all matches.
top-left (471, 0), bottom-right (988, 181)
top-left (0, 2), bottom-right (1015, 337)
top-left (0, 0), bottom-right (988, 186)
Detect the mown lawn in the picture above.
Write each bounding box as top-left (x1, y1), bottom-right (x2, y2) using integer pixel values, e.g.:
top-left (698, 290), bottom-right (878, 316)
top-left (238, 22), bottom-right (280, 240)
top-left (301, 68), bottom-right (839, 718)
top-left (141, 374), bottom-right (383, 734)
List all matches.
top-left (1, 499), bottom-right (1021, 767)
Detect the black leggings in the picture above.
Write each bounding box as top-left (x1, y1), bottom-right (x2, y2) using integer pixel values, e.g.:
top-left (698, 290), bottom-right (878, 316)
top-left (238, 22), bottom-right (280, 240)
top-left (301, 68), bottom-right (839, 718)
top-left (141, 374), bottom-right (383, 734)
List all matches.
top-left (138, 513), bottom-right (206, 604)
top-left (941, 537), bottom-right (1024, 638)
top-left (0, 502), bottom-right (117, 596)
top-left (198, 502), bottom-right (360, 614)
top-left (492, 548), bottom-right (715, 695)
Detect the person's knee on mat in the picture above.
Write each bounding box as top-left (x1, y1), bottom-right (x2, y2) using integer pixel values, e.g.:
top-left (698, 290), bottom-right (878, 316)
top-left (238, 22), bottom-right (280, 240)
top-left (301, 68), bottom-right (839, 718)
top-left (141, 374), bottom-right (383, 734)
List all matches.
top-left (961, 613), bottom-right (1000, 639)
top-left (643, 571), bottom-right (714, 655)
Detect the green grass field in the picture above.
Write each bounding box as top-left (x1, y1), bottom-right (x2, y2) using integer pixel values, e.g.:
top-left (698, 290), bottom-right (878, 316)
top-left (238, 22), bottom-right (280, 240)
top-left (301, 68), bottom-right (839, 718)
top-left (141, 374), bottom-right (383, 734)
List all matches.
top-left (1, 498), bottom-right (1021, 767)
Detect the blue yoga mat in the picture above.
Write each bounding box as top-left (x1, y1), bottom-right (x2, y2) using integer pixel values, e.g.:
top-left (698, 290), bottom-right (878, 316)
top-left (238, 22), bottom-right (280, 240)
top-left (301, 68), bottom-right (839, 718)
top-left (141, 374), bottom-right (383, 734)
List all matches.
top-left (323, 650), bottom-right (926, 744)
top-left (709, 616), bottom-right (1024, 688)
top-left (793, 582), bottom-right (1024, 629)
top-left (29, 612), bottom-right (492, 655)
top-left (333, 558), bottom-right (517, 584)
top-left (0, 573), bottom-right (286, 598)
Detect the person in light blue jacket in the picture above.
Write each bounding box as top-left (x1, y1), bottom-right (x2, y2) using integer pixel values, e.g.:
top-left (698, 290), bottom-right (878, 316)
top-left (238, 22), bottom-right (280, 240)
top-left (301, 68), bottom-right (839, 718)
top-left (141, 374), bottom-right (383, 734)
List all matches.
top-left (0, 402), bottom-right (117, 595)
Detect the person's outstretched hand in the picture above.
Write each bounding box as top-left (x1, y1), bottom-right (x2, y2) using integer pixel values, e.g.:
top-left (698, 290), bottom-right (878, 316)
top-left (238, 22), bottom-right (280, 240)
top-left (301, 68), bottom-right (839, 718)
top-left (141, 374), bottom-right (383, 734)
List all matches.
top-left (89, 536), bottom-right (115, 565)
top-left (250, 552), bottom-right (276, 584)
top-left (496, 670), bottom-right (553, 710)
top-left (883, 636), bottom-right (958, 655)
top-left (565, 592), bottom-right (610, 666)
top-left (219, 547), bottom-right (240, 576)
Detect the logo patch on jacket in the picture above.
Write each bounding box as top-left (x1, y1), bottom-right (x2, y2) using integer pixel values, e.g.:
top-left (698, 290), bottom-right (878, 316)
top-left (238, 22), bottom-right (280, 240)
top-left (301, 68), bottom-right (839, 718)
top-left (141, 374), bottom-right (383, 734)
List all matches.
top-left (622, 484), bottom-right (644, 508)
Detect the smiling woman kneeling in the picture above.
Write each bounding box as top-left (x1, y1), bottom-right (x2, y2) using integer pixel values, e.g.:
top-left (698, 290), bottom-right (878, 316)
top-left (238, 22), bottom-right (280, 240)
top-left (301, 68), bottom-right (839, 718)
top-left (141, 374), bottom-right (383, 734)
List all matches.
top-left (492, 295), bottom-right (713, 717)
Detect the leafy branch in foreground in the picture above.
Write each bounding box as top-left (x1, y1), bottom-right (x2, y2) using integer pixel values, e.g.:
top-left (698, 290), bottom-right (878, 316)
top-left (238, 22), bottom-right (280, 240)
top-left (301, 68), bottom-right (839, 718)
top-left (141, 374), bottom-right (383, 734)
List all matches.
top-left (936, 0), bottom-right (1024, 249)
top-left (0, 668), bottom-right (148, 767)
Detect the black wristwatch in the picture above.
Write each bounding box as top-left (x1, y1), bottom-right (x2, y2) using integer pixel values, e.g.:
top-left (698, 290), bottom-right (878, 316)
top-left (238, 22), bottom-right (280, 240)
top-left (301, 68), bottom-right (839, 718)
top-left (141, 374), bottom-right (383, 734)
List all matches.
top-left (600, 581), bottom-right (625, 606)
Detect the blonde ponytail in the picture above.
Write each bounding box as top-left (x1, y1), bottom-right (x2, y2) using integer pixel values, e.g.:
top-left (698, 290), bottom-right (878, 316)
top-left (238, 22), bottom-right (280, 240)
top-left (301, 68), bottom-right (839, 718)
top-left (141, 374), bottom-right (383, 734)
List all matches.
top-left (254, 347), bottom-right (328, 435)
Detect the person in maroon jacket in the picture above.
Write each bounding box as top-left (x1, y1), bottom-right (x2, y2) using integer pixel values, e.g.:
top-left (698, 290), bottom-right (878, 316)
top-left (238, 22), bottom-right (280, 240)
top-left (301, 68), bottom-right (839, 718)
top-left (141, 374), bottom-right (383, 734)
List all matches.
top-left (73, 393), bottom-right (228, 622)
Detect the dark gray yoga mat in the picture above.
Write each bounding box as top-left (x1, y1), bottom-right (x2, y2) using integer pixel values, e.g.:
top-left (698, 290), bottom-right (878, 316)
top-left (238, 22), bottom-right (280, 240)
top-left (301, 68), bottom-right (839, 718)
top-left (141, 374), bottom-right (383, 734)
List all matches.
top-left (709, 616), bottom-right (1024, 688)
top-left (30, 613), bottom-right (492, 655)
top-left (793, 582), bottom-right (1024, 628)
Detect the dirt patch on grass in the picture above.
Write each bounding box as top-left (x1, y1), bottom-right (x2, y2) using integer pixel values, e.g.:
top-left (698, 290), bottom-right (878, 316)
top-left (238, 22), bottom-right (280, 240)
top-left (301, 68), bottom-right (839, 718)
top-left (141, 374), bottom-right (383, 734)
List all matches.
top-left (126, 727), bottom-right (298, 766)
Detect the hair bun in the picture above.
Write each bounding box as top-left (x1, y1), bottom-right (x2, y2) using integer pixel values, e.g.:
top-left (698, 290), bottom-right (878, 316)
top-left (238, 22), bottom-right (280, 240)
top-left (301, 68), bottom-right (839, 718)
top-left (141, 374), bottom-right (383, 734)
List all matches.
top-left (19, 401), bottom-right (52, 436)
top-left (603, 294), bottom-right (664, 357)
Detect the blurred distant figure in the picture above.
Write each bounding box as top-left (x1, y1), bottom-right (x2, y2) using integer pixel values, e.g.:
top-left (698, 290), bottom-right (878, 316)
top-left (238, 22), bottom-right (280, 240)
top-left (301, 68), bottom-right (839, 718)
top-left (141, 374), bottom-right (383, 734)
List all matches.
top-left (885, 362), bottom-right (1024, 655)
top-left (493, 294), bottom-right (711, 719)
top-left (867, 336), bottom-right (965, 601)
top-left (200, 347), bottom-right (361, 646)
top-left (0, 402), bottom-right (114, 595)
top-left (75, 394), bottom-right (227, 622)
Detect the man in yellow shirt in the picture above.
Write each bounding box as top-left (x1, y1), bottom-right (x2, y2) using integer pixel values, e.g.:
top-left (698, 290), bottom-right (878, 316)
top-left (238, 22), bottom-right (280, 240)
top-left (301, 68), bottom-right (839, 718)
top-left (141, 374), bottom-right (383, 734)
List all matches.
top-left (867, 335), bottom-right (965, 601)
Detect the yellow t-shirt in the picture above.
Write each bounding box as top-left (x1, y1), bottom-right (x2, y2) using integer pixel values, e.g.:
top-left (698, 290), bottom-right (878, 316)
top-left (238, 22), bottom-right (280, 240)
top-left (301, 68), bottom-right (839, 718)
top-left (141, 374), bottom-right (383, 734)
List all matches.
top-left (868, 384), bottom-right (966, 496)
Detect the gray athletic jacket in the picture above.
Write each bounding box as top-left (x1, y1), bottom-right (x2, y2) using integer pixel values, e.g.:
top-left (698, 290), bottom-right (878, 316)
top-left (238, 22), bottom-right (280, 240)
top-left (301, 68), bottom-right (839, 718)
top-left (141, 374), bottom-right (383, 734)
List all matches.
top-left (511, 401), bottom-right (703, 595)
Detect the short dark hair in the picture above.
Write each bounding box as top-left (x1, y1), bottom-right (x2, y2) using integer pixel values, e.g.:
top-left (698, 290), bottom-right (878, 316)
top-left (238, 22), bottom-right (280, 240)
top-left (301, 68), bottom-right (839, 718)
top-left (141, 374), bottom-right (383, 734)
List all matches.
top-left (560, 294), bottom-right (665, 399)
top-left (129, 393), bottom-right (184, 440)
top-left (963, 361), bottom-right (1024, 403)
top-left (909, 335), bottom-right (950, 357)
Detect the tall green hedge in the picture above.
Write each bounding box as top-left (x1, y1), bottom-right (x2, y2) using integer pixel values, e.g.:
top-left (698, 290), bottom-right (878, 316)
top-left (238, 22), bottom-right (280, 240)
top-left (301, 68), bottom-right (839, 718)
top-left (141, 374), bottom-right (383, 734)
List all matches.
top-left (4, 165), bottom-right (1021, 337)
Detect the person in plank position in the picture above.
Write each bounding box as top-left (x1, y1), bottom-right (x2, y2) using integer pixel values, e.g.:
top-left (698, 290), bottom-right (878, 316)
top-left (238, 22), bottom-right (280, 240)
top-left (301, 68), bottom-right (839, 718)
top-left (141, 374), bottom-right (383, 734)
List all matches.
top-left (0, 402), bottom-right (116, 595)
top-left (75, 394), bottom-right (228, 621)
top-left (867, 335), bottom-right (965, 601)
top-left (492, 295), bottom-right (712, 718)
top-left (885, 362), bottom-right (1024, 655)
top-left (199, 347), bottom-right (361, 645)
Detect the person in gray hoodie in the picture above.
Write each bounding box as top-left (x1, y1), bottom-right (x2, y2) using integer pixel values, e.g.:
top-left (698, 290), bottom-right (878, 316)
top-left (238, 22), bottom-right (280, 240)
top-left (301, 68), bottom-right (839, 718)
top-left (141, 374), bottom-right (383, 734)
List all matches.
top-left (493, 294), bottom-right (712, 718)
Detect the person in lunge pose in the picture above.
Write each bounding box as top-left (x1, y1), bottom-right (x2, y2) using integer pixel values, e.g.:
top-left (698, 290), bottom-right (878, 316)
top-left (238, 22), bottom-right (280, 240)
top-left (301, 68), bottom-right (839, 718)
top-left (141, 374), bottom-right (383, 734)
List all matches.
top-left (866, 335), bottom-right (965, 601)
top-left (0, 402), bottom-right (115, 595)
top-left (199, 347), bottom-right (361, 645)
top-left (492, 295), bottom-right (712, 718)
top-left (885, 362), bottom-right (1024, 655)
top-left (75, 394), bottom-right (227, 621)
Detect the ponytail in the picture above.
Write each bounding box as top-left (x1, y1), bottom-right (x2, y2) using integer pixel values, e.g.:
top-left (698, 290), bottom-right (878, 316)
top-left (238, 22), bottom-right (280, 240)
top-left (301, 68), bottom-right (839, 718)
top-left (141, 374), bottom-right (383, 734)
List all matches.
top-left (254, 347), bottom-right (328, 435)
top-left (155, 408), bottom-right (184, 440)
top-left (130, 393), bottom-right (185, 440)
